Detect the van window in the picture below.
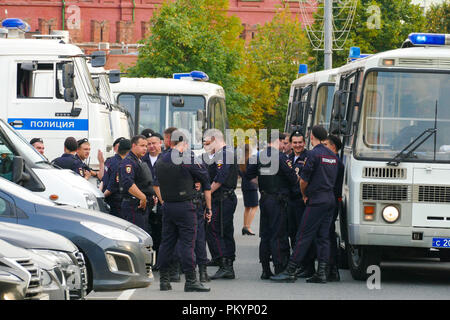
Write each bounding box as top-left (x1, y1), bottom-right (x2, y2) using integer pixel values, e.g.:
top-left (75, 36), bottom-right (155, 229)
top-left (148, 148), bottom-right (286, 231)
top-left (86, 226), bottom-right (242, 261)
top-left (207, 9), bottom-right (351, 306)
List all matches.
top-left (0, 142), bottom-right (14, 181)
top-left (17, 63), bottom-right (54, 99)
top-left (118, 94), bottom-right (136, 120)
top-left (0, 198), bottom-right (13, 218)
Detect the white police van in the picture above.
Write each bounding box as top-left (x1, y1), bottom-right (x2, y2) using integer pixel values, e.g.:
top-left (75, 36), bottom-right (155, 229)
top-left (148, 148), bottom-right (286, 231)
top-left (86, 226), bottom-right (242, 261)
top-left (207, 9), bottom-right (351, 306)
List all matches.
top-left (110, 71), bottom-right (228, 152)
top-left (284, 64), bottom-right (339, 146)
top-left (0, 18), bottom-right (108, 211)
top-left (329, 33), bottom-right (450, 279)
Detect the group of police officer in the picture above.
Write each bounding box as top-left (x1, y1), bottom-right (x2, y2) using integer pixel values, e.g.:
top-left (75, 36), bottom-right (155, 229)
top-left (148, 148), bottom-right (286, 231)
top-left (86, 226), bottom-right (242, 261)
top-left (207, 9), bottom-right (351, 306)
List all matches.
top-left (45, 123), bottom-right (344, 292)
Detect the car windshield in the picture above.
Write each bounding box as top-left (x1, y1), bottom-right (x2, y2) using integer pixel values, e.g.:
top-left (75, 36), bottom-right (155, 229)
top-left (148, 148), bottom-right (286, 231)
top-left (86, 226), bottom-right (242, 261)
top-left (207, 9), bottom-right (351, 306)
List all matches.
top-left (355, 71), bottom-right (450, 162)
top-left (0, 120), bottom-right (52, 168)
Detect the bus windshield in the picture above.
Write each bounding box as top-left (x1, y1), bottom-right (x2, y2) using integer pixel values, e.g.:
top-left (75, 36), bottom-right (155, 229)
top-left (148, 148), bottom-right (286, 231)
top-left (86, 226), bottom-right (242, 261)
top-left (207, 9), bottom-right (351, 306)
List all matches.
top-left (314, 84), bottom-right (335, 131)
top-left (355, 70), bottom-right (450, 162)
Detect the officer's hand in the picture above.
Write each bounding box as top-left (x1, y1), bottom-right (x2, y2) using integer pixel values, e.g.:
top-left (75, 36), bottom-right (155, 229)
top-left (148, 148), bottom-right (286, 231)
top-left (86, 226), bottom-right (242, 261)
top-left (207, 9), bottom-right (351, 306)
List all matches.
top-left (303, 196), bottom-right (308, 204)
top-left (84, 170), bottom-right (92, 180)
top-left (98, 150), bottom-right (105, 164)
top-left (204, 209), bottom-right (212, 223)
top-left (195, 182), bottom-right (201, 191)
top-left (153, 196), bottom-right (158, 205)
top-left (138, 198), bottom-right (147, 210)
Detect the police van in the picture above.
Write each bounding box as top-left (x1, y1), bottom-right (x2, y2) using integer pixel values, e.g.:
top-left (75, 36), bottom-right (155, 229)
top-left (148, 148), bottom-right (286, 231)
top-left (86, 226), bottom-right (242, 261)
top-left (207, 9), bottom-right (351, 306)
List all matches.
top-left (284, 65), bottom-right (339, 146)
top-left (0, 19), bottom-right (107, 211)
top-left (328, 33), bottom-right (450, 279)
top-left (88, 65), bottom-right (133, 141)
top-left (110, 71), bottom-right (228, 153)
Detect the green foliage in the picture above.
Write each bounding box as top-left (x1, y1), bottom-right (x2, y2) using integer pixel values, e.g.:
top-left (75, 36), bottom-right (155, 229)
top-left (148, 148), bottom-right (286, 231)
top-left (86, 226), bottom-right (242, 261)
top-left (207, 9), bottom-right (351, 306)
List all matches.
top-left (425, 0), bottom-right (450, 33)
top-left (126, 0), bottom-right (249, 128)
top-left (308, 0), bottom-right (426, 72)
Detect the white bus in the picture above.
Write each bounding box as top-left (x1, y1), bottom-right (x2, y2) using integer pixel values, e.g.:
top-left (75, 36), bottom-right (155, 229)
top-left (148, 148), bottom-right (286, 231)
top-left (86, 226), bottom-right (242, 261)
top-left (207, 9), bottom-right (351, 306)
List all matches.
top-left (111, 72), bottom-right (228, 151)
top-left (329, 33), bottom-right (450, 279)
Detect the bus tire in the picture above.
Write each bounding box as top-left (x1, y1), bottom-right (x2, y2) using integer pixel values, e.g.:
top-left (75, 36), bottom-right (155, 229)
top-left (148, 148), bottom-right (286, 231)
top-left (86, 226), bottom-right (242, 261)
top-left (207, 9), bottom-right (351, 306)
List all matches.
top-left (347, 244), bottom-right (381, 281)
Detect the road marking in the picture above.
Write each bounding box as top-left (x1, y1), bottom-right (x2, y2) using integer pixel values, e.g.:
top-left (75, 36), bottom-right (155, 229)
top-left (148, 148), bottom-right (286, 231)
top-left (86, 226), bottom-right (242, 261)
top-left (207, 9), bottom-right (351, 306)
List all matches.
top-left (117, 289), bottom-right (136, 300)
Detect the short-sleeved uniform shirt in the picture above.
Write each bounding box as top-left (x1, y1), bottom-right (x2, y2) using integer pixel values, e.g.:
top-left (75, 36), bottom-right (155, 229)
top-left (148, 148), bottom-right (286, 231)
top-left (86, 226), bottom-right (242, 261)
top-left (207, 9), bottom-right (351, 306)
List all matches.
top-left (53, 153), bottom-right (85, 177)
top-left (119, 151), bottom-right (145, 195)
top-left (288, 149), bottom-right (309, 198)
top-left (300, 143), bottom-right (338, 205)
top-left (208, 146), bottom-right (237, 192)
top-left (103, 154), bottom-right (122, 194)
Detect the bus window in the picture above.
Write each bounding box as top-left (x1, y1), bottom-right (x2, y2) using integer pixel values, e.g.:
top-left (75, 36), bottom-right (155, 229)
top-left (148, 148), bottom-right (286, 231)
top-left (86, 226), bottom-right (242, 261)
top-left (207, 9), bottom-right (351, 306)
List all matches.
top-left (118, 94), bottom-right (136, 122)
top-left (314, 84), bottom-right (335, 131)
top-left (140, 95), bottom-right (165, 134)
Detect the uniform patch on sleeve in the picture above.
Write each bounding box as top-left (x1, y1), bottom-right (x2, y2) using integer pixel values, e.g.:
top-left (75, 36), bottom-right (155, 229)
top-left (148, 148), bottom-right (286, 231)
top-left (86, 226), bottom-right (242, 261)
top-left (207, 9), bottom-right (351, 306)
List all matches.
top-left (217, 160), bottom-right (223, 168)
top-left (286, 159), bottom-right (293, 168)
top-left (79, 168), bottom-right (84, 176)
top-left (125, 164), bottom-right (132, 174)
top-left (321, 157), bottom-right (337, 164)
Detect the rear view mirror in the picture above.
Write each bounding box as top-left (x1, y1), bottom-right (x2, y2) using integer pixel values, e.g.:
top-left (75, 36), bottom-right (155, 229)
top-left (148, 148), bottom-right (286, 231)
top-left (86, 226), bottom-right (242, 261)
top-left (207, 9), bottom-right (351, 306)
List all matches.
top-left (196, 110), bottom-right (205, 122)
top-left (91, 51), bottom-right (106, 68)
top-left (108, 70), bottom-right (121, 83)
top-left (172, 96), bottom-right (184, 108)
top-left (21, 61), bottom-right (37, 71)
top-left (330, 90), bottom-right (348, 135)
top-left (12, 156), bottom-right (30, 184)
top-left (64, 87), bottom-right (78, 103)
top-left (62, 63), bottom-right (75, 89)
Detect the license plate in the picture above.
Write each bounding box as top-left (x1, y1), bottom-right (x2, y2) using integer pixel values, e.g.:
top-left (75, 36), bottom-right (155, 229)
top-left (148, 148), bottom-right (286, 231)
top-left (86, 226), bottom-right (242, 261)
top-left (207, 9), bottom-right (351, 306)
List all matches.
top-left (432, 238), bottom-right (450, 248)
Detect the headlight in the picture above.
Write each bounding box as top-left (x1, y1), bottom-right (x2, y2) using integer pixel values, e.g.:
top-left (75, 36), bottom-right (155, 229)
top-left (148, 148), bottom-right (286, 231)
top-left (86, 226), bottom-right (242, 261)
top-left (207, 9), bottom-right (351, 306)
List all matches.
top-left (382, 205), bottom-right (399, 223)
top-left (127, 225), bottom-right (150, 240)
top-left (41, 269), bottom-right (52, 286)
top-left (84, 193), bottom-right (100, 211)
top-left (29, 250), bottom-right (73, 269)
top-left (80, 221), bottom-right (139, 242)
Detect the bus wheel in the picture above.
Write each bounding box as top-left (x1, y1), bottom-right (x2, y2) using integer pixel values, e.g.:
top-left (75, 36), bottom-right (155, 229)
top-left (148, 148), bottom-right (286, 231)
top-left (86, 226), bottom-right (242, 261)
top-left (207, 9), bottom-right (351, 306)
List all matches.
top-left (347, 244), bottom-right (381, 281)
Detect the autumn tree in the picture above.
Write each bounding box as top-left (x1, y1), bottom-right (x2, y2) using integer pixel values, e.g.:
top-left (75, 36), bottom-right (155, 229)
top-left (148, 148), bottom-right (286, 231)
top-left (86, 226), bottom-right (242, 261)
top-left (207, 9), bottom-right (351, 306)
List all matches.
top-left (425, 0), bottom-right (450, 33)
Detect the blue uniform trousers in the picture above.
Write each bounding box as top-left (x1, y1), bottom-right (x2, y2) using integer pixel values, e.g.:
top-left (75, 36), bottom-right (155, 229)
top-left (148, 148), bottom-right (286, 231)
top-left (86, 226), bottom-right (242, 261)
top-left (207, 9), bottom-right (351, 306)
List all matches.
top-left (206, 192), bottom-right (237, 261)
top-left (121, 198), bottom-right (150, 234)
top-left (158, 201), bottom-right (198, 273)
top-left (259, 193), bottom-right (290, 268)
top-left (105, 195), bottom-right (122, 218)
top-left (290, 199), bottom-right (335, 265)
top-left (194, 200), bottom-right (208, 266)
top-left (287, 197), bottom-right (305, 249)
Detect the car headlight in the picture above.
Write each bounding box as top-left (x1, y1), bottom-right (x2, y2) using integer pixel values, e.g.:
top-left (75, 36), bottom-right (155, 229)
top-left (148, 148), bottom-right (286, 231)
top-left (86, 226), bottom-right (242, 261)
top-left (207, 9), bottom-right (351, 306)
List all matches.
top-left (84, 193), bottom-right (100, 211)
top-left (382, 205), bottom-right (400, 223)
top-left (80, 221), bottom-right (139, 242)
top-left (29, 250), bottom-right (73, 269)
top-left (41, 269), bottom-right (53, 286)
top-left (127, 224), bottom-right (150, 240)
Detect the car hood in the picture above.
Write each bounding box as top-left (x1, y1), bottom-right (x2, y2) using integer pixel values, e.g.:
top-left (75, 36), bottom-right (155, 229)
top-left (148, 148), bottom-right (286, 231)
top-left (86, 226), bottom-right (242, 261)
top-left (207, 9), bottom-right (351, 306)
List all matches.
top-left (0, 239), bottom-right (31, 260)
top-left (0, 222), bottom-right (77, 252)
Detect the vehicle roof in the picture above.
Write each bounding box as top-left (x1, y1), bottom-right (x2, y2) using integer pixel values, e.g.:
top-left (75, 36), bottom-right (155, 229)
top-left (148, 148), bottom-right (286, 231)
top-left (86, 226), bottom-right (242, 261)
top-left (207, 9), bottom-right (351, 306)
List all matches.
top-left (0, 39), bottom-right (83, 56)
top-left (291, 68), bottom-right (339, 87)
top-left (110, 77), bottom-right (225, 98)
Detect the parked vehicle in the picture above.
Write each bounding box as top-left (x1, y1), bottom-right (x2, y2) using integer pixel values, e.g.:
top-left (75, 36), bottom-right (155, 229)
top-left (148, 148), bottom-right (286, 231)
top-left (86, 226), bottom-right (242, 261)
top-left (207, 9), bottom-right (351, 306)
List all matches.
top-left (0, 222), bottom-right (87, 299)
top-left (0, 176), bottom-right (155, 292)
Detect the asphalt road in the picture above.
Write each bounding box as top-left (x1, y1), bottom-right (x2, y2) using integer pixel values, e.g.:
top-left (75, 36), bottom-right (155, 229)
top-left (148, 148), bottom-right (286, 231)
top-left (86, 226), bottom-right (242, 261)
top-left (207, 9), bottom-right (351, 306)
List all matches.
top-left (86, 188), bottom-right (450, 300)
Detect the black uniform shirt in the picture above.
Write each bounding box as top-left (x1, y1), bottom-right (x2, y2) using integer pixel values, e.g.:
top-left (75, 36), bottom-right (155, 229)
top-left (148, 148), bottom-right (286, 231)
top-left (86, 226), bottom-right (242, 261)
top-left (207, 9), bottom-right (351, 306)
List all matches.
top-left (53, 153), bottom-right (85, 177)
top-left (209, 146), bottom-right (237, 192)
top-left (288, 149), bottom-right (309, 198)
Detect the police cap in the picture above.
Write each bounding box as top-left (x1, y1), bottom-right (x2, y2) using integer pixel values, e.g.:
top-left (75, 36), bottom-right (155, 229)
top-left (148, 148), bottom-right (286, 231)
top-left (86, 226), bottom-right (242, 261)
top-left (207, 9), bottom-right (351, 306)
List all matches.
top-left (141, 128), bottom-right (155, 138)
top-left (289, 130), bottom-right (304, 142)
top-left (77, 138), bottom-right (89, 147)
top-left (113, 137), bottom-right (125, 147)
top-left (30, 138), bottom-right (43, 145)
top-left (118, 138), bottom-right (131, 153)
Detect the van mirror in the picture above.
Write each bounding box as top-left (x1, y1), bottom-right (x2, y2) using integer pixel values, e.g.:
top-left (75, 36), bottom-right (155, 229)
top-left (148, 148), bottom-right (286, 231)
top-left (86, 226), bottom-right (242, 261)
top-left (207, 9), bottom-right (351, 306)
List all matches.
top-left (91, 51), bottom-right (106, 68)
top-left (196, 110), bottom-right (205, 122)
top-left (62, 63), bottom-right (75, 89)
top-left (12, 156), bottom-right (29, 184)
top-left (108, 70), bottom-right (121, 83)
top-left (172, 96), bottom-right (184, 108)
top-left (21, 61), bottom-right (37, 71)
top-left (64, 87), bottom-right (77, 103)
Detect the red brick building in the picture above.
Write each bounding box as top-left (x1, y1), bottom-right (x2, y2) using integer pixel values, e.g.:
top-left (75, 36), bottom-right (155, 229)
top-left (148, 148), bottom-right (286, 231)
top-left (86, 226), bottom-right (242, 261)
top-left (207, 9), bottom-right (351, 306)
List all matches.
top-left (0, 0), bottom-right (315, 69)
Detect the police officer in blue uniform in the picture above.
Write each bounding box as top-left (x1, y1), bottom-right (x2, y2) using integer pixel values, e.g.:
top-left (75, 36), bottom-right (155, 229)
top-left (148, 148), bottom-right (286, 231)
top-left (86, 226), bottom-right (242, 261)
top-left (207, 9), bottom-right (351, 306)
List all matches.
top-left (153, 130), bottom-right (212, 292)
top-left (246, 131), bottom-right (299, 279)
top-left (119, 135), bottom-right (155, 234)
top-left (52, 137), bottom-right (85, 177)
top-left (323, 134), bottom-right (345, 282)
top-left (103, 139), bottom-right (130, 218)
top-left (271, 125), bottom-right (338, 283)
top-left (203, 129), bottom-right (239, 280)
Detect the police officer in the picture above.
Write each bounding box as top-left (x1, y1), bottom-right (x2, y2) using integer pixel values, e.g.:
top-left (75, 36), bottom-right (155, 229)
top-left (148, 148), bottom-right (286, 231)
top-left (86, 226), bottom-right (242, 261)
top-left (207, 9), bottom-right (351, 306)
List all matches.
top-left (203, 129), bottom-right (239, 280)
top-left (101, 137), bottom-right (125, 195)
top-left (193, 180), bottom-right (211, 283)
top-left (287, 131), bottom-right (316, 278)
top-left (153, 130), bottom-right (212, 292)
top-left (119, 135), bottom-right (155, 234)
top-left (271, 125), bottom-right (338, 283)
top-left (52, 137), bottom-right (85, 177)
top-left (323, 134), bottom-right (345, 282)
top-left (246, 131), bottom-right (299, 279)
top-left (76, 138), bottom-right (104, 181)
top-left (103, 139), bottom-right (131, 218)
top-left (30, 138), bottom-right (45, 156)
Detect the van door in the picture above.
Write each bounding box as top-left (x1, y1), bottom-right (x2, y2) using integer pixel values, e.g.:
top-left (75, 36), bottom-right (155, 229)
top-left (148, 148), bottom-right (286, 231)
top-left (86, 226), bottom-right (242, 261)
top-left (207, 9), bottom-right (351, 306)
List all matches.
top-left (7, 61), bottom-right (88, 162)
top-left (0, 192), bottom-right (18, 224)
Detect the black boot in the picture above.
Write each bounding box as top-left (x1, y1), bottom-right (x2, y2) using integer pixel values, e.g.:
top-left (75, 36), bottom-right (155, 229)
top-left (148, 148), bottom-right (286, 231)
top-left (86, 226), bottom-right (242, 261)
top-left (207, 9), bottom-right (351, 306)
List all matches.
top-left (327, 264), bottom-right (340, 282)
top-left (306, 262), bottom-right (328, 284)
top-left (206, 259), bottom-right (219, 267)
top-left (260, 262), bottom-right (273, 280)
top-left (159, 269), bottom-right (172, 291)
top-left (296, 263), bottom-right (316, 278)
top-left (270, 261), bottom-right (297, 282)
top-left (210, 257), bottom-right (235, 280)
top-left (199, 264), bottom-right (210, 282)
top-left (274, 264), bottom-right (286, 275)
top-left (184, 270), bottom-right (211, 292)
top-left (169, 261), bottom-right (181, 282)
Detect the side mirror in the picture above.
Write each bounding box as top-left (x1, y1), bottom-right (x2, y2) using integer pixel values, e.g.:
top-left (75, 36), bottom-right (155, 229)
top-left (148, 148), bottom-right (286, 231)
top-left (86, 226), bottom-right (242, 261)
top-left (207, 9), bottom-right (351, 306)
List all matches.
top-left (171, 96), bottom-right (184, 108)
top-left (91, 51), bottom-right (106, 68)
top-left (62, 63), bottom-right (75, 89)
top-left (12, 156), bottom-right (30, 184)
top-left (21, 61), bottom-right (37, 71)
top-left (196, 110), bottom-right (205, 122)
top-left (108, 70), bottom-right (121, 83)
top-left (64, 87), bottom-right (78, 103)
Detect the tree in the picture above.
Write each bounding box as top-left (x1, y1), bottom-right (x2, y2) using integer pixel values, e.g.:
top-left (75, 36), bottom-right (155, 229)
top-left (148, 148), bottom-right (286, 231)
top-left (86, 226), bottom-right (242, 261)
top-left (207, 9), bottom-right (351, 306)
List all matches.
top-left (308, 0), bottom-right (427, 72)
top-left (426, 0), bottom-right (450, 33)
top-left (246, 6), bottom-right (310, 130)
top-left (126, 0), bottom-right (249, 129)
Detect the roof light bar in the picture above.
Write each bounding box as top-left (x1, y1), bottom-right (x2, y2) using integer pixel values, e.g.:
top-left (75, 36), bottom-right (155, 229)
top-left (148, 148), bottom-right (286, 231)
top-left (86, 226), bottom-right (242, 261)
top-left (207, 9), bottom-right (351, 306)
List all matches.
top-left (173, 71), bottom-right (209, 81)
top-left (1, 18), bottom-right (30, 32)
top-left (408, 33), bottom-right (449, 46)
top-left (298, 64), bottom-right (308, 75)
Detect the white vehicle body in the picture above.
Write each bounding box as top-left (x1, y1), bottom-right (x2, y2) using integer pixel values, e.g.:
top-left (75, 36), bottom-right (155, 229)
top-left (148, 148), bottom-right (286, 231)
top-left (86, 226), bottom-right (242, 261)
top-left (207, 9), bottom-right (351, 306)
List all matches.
top-left (0, 38), bottom-right (107, 211)
top-left (111, 77), bottom-right (228, 153)
top-left (284, 68), bottom-right (339, 145)
top-left (330, 39), bottom-right (450, 279)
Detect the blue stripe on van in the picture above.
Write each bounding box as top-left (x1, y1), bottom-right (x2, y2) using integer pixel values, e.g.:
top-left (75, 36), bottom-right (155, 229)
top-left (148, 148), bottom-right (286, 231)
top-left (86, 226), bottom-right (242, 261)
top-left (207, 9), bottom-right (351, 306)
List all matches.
top-left (7, 118), bottom-right (89, 131)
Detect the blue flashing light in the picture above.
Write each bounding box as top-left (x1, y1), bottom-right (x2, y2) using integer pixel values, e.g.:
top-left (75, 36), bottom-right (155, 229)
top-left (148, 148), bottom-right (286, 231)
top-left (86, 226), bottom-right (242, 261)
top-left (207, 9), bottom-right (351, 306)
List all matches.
top-left (190, 70), bottom-right (209, 81)
top-left (173, 73), bottom-right (191, 80)
top-left (298, 64), bottom-right (308, 75)
top-left (349, 47), bottom-right (361, 59)
top-left (1, 18), bottom-right (30, 32)
top-left (409, 33), bottom-right (446, 46)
